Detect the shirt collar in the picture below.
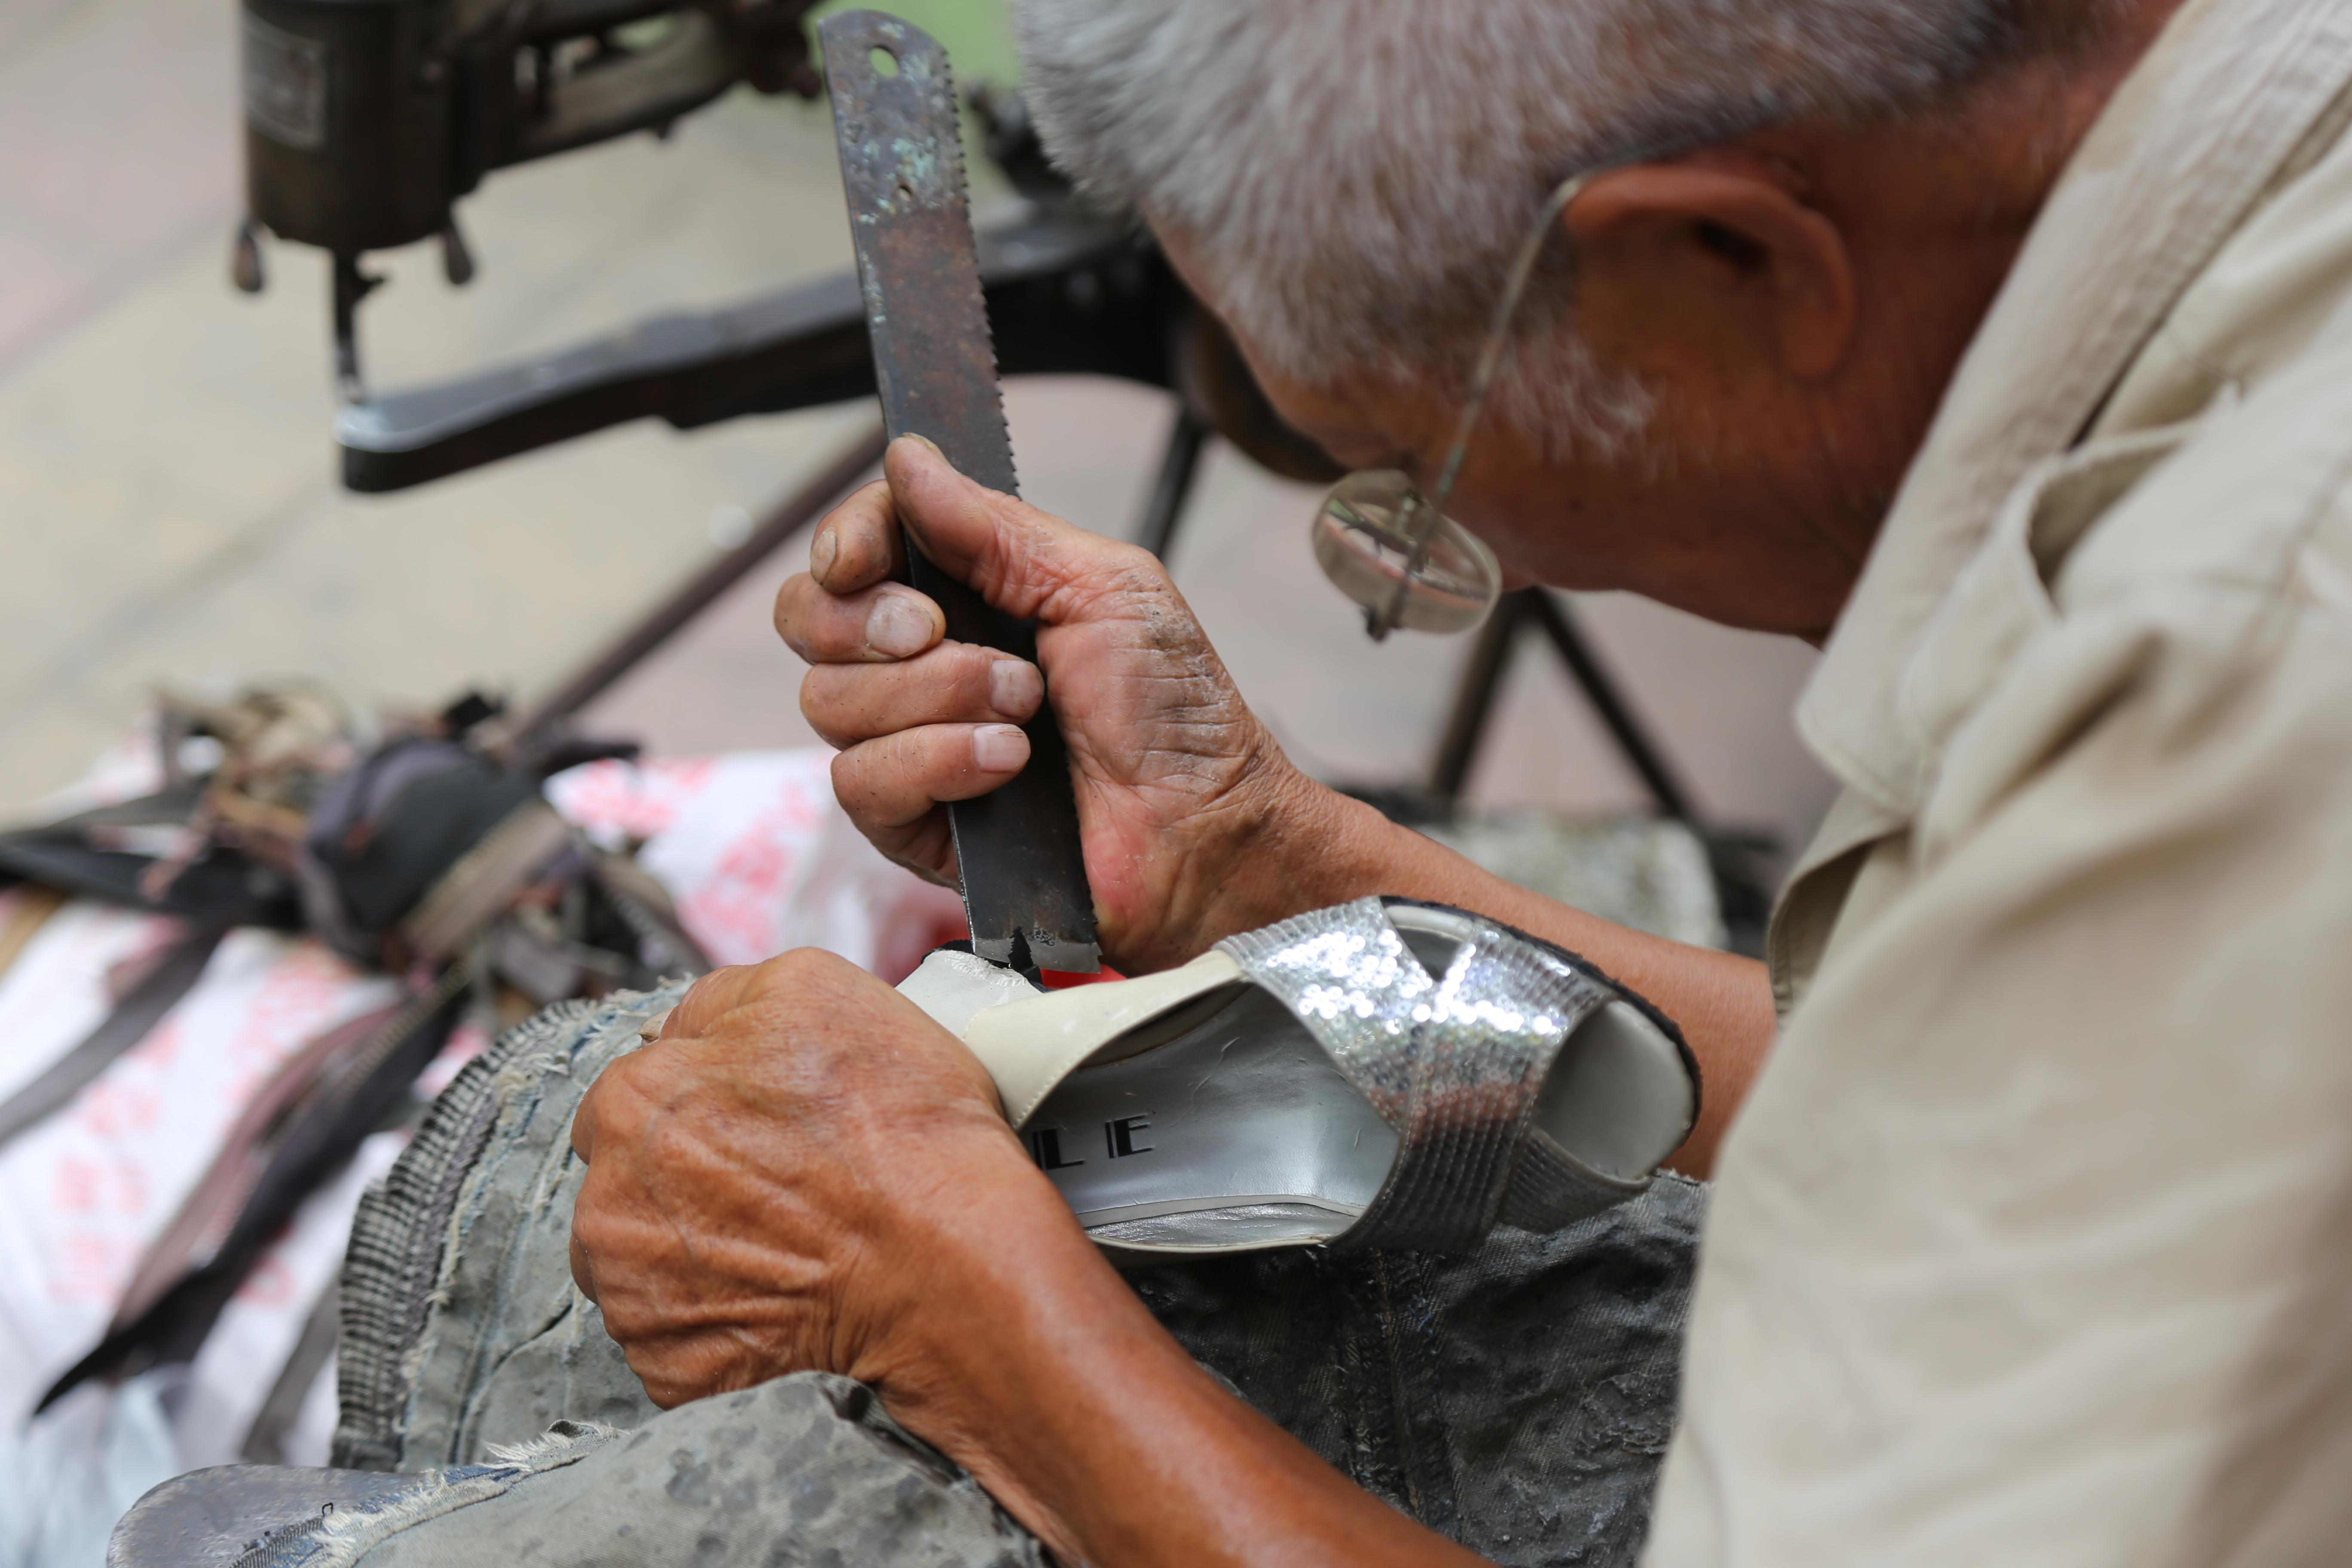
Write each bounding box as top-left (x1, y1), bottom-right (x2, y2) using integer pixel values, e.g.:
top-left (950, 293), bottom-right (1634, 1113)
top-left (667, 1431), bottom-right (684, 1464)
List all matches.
top-left (1795, 0), bottom-right (2352, 817)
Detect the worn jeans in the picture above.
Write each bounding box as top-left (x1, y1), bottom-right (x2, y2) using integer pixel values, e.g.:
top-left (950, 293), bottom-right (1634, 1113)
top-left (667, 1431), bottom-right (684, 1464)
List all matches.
top-left (122, 985), bottom-right (1703, 1567)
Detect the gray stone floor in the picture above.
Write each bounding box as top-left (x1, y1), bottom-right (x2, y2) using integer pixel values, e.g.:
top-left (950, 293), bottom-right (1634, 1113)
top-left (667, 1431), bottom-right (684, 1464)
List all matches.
top-left (3, 0), bottom-right (1835, 867)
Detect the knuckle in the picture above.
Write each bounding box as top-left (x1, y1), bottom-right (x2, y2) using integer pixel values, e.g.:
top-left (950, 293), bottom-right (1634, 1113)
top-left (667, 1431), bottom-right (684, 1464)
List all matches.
top-left (772, 576), bottom-right (835, 658)
top-left (797, 668), bottom-right (858, 746)
top-left (833, 741), bottom-right (918, 824)
top-left (1106, 547), bottom-right (1174, 599)
top-left (785, 588), bottom-right (885, 664)
top-left (675, 965), bottom-right (744, 1021)
top-left (829, 745), bottom-right (878, 812)
top-left (574, 1078), bottom-right (624, 1141)
top-left (769, 946), bottom-right (838, 992)
top-left (828, 741), bottom-right (863, 791)
top-left (570, 1202), bottom-right (620, 1258)
top-left (590, 1060), bottom-right (670, 1137)
top-left (946, 648), bottom-right (998, 711)
top-left (887, 728), bottom-right (946, 791)
top-left (570, 1193), bottom-right (634, 1264)
top-left (631, 1357), bottom-right (695, 1410)
top-left (845, 494), bottom-right (901, 564)
top-left (598, 1047), bottom-right (656, 1099)
top-left (830, 742), bottom-right (886, 810)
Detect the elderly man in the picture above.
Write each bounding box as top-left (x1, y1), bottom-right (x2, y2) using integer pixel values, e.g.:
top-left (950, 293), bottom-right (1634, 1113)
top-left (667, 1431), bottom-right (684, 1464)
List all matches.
top-left (120, 0), bottom-right (2352, 1562)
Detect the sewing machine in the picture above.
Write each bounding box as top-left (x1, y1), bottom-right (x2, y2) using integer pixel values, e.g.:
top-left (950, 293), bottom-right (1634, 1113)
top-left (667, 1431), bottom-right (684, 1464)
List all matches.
top-left (230, 0), bottom-right (1335, 495)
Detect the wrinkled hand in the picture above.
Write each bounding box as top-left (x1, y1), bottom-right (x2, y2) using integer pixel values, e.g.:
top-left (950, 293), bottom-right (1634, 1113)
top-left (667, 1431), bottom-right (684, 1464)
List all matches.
top-left (775, 435), bottom-right (1338, 974)
top-left (567, 950), bottom-right (1071, 1408)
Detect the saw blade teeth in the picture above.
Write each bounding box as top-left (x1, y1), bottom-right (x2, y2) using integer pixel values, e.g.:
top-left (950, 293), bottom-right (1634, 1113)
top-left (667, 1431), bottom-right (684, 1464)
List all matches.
top-left (824, 12), bottom-right (1019, 497)
top-left (933, 54), bottom-right (1022, 496)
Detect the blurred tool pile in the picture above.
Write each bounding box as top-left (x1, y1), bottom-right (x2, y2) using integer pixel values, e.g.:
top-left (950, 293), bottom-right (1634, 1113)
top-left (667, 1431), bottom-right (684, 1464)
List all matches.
top-left (0, 689), bottom-right (962, 1563)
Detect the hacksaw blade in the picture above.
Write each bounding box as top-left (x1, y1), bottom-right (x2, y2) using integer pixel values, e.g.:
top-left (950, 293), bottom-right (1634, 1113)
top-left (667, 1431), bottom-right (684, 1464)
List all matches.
top-left (821, 10), bottom-right (1099, 972)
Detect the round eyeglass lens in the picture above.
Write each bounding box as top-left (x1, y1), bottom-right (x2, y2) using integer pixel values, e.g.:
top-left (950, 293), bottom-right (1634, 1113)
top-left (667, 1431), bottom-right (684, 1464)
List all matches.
top-left (1311, 470), bottom-right (1501, 635)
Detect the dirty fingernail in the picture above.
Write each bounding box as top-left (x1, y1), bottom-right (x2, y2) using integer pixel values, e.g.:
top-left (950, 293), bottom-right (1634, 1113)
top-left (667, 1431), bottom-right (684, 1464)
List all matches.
top-left (973, 724), bottom-right (1028, 772)
top-left (865, 594), bottom-right (934, 657)
top-left (809, 527), bottom-right (839, 582)
top-left (989, 659), bottom-right (1043, 717)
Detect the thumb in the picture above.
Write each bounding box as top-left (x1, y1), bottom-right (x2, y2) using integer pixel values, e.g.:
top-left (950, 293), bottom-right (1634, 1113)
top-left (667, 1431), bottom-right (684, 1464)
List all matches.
top-left (884, 434), bottom-right (1140, 626)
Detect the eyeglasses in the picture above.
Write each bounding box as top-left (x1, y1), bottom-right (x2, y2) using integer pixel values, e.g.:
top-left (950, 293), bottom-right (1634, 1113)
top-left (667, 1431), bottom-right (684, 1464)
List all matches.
top-left (1312, 174), bottom-right (1589, 640)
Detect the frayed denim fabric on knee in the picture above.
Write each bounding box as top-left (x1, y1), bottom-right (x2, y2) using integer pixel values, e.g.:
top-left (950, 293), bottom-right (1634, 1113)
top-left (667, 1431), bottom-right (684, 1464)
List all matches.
top-left (202, 1379), bottom-right (1047, 1568)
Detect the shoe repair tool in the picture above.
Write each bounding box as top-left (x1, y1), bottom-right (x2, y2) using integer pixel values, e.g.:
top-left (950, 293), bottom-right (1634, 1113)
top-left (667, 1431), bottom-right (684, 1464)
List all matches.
top-left (820, 11), bottom-right (1099, 974)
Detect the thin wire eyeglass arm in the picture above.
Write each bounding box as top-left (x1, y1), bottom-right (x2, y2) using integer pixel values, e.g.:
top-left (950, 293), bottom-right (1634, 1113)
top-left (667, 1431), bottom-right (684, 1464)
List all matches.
top-left (1369, 172), bottom-right (1591, 640)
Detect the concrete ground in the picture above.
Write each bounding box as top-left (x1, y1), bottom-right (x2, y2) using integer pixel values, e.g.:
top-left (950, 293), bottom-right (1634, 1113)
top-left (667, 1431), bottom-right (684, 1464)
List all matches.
top-left (3, 0), bottom-right (1836, 870)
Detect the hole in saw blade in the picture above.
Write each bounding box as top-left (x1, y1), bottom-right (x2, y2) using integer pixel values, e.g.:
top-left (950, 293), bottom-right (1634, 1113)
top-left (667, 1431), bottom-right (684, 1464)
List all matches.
top-left (869, 46), bottom-right (900, 77)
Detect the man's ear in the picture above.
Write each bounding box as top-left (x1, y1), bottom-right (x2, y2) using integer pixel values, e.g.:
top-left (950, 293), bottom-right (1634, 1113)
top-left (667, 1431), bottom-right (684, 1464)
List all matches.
top-left (1564, 161), bottom-right (1856, 383)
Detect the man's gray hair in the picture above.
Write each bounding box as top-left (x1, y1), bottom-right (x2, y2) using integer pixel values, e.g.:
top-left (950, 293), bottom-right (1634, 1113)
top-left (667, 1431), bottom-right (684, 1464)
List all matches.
top-left (1016, 0), bottom-right (2034, 452)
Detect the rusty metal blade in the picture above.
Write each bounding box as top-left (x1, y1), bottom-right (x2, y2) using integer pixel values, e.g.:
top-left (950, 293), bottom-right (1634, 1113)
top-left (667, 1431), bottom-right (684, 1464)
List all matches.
top-left (821, 10), bottom-right (1099, 972)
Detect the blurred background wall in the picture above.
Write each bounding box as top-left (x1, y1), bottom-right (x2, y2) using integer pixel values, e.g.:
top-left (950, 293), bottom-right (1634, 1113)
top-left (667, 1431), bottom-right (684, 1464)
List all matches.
top-left (0, 0), bottom-right (1836, 862)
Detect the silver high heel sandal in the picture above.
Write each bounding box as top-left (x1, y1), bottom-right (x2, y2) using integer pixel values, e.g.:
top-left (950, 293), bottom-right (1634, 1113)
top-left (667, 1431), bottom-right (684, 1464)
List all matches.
top-left (901, 896), bottom-right (1698, 1258)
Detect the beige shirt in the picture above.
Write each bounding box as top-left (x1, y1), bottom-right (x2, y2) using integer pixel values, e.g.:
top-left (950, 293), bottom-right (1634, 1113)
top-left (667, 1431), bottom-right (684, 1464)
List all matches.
top-left (1645, 0), bottom-right (2352, 1562)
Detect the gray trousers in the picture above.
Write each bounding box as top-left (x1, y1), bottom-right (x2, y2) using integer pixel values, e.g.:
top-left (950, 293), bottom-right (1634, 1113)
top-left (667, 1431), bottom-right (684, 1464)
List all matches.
top-left (120, 986), bottom-right (1703, 1568)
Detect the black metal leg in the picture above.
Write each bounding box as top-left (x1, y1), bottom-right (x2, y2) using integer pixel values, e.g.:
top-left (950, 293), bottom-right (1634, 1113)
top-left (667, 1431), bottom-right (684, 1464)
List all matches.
top-left (331, 252), bottom-right (384, 404)
top-left (1429, 591), bottom-right (1529, 799)
top-left (1428, 588), bottom-right (1699, 823)
top-left (1521, 591), bottom-right (1699, 822)
top-left (1134, 407), bottom-right (1210, 560)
